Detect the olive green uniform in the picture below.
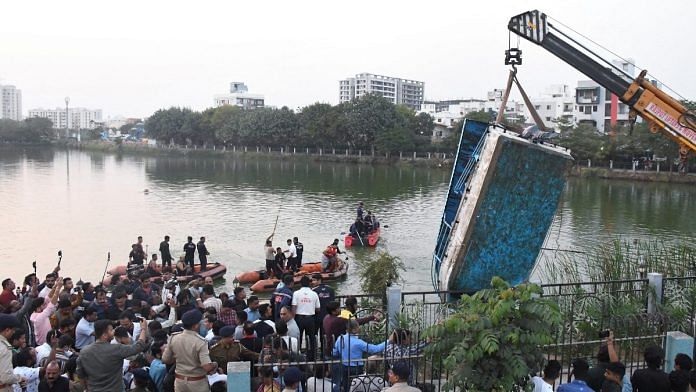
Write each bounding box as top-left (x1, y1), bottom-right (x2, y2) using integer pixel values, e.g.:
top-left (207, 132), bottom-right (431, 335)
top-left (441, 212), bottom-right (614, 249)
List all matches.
top-left (209, 341), bottom-right (259, 372)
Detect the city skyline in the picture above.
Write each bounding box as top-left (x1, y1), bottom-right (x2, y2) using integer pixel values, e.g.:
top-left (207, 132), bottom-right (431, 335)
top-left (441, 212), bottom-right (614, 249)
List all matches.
top-left (1, 0), bottom-right (694, 119)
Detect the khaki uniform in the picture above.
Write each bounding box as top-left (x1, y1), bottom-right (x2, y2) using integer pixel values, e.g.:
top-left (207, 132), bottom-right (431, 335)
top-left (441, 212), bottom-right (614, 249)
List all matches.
top-left (163, 330), bottom-right (212, 392)
top-left (209, 341), bottom-right (259, 372)
top-left (0, 335), bottom-right (19, 391)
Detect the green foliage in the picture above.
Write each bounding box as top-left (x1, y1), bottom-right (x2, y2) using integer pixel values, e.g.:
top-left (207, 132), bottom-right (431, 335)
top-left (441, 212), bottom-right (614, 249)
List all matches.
top-left (0, 118), bottom-right (54, 143)
top-left (143, 95), bottom-right (432, 152)
top-left (425, 277), bottom-right (561, 392)
top-left (355, 251), bottom-right (405, 295)
top-left (557, 121), bottom-right (685, 163)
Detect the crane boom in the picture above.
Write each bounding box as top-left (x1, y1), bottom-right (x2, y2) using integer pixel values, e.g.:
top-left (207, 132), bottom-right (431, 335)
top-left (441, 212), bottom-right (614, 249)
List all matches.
top-left (508, 10), bottom-right (696, 157)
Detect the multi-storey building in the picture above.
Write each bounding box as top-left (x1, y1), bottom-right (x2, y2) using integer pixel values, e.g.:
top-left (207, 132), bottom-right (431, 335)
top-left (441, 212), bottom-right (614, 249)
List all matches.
top-left (574, 59), bottom-right (636, 133)
top-left (27, 107), bottom-right (102, 129)
top-left (214, 82), bottom-right (264, 110)
top-left (0, 85), bottom-right (23, 121)
top-left (339, 73), bottom-right (424, 110)
top-left (524, 84), bottom-right (576, 130)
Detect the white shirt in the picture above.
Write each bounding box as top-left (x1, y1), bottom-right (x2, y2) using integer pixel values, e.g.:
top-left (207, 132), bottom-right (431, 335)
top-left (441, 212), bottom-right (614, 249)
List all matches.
top-left (286, 318), bottom-right (301, 340)
top-left (306, 377), bottom-right (334, 392)
top-left (292, 287), bottom-right (320, 316)
top-left (285, 243), bottom-right (297, 258)
top-left (203, 297), bottom-right (222, 313)
top-left (532, 376), bottom-right (553, 392)
top-left (75, 317), bottom-right (95, 349)
top-left (35, 342), bottom-right (52, 365)
top-left (38, 286), bottom-right (51, 298)
top-left (13, 366), bottom-right (40, 392)
top-left (281, 335), bottom-right (300, 354)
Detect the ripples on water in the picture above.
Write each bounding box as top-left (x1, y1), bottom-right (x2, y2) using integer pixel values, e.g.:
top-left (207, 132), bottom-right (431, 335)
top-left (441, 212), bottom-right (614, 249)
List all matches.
top-left (1, 147), bottom-right (694, 293)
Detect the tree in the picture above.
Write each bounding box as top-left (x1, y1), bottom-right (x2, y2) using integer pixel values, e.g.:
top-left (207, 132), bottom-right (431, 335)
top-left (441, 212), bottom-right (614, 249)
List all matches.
top-left (425, 277), bottom-right (561, 392)
top-left (298, 103), bottom-right (335, 147)
top-left (355, 252), bottom-right (405, 295)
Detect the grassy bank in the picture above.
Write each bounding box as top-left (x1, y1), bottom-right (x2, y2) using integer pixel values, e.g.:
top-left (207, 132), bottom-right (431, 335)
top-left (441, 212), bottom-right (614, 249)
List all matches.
top-left (77, 140), bottom-right (452, 169)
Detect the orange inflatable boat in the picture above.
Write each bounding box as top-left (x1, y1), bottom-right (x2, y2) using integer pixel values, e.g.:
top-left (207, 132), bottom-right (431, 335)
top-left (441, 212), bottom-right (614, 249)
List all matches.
top-left (249, 261), bottom-right (348, 293)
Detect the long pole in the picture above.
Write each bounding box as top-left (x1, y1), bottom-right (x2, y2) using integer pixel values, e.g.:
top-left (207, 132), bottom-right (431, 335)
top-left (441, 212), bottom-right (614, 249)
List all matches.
top-left (101, 252), bottom-right (111, 286)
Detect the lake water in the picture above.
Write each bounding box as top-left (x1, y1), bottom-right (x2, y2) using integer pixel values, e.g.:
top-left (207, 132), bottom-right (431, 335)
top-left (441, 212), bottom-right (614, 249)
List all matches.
top-left (1, 147), bottom-right (694, 294)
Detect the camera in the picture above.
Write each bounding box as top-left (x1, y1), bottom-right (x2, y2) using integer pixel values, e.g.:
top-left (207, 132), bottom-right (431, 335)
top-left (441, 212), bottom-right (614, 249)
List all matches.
top-left (598, 330), bottom-right (611, 339)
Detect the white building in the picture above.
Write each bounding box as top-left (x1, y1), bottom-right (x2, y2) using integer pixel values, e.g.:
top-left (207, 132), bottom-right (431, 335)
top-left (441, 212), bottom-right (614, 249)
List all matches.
top-left (339, 73), bottom-right (424, 110)
top-left (27, 107), bottom-right (102, 129)
top-left (0, 85), bottom-right (22, 121)
top-left (214, 82), bottom-right (264, 110)
top-left (524, 84), bottom-right (575, 130)
top-left (574, 59), bottom-right (636, 133)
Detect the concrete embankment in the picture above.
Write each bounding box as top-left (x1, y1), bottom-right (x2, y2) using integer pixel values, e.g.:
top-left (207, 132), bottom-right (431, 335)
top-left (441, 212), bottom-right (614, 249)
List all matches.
top-left (570, 166), bottom-right (696, 184)
top-left (77, 141), bottom-right (453, 168)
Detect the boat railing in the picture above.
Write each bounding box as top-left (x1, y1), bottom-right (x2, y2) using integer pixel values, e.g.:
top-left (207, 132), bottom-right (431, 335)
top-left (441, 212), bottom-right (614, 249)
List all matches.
top-left (431, 125), bottom-right (490, 290)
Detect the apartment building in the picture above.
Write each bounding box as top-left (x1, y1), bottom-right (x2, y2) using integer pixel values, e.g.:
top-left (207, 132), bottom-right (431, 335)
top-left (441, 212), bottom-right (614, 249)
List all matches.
top-left (27, 107), bottom-right (102, 129)
top-left (0, 85), bottom-right (22, 121)
top-left (339, 73), bottom-right (424, 110)
top-left (525, 84), bottom-right (575, 129)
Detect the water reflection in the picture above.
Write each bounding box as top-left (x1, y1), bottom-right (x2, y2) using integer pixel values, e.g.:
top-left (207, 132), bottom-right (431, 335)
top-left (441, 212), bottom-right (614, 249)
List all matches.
top-left (0, 147), bottom-right (694, 294)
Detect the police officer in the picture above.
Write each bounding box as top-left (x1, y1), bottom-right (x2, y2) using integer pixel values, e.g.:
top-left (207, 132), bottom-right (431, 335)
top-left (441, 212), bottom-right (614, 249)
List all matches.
top-left (197, 237), bottom-right (209, 272)
top-left (209, 326), bottom-right (258, 372)
top-left (0, 314), bottom-right (25, 391)
top-left (163, 310), bottom-right (217, 392)
top-left (293, 237), bottom-right (304, 267)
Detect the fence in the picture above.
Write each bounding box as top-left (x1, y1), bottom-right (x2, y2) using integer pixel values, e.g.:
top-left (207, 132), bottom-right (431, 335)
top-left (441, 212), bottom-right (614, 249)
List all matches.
top-left (224, 277), bottom-right (696, 391)
top-left (578, 159), bottom-right (695, 174)
top-left (144, 141), bottom-right (456, 161)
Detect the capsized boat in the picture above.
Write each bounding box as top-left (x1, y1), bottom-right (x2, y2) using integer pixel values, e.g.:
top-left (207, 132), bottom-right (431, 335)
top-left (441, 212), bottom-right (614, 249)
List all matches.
top-left (344, 227), bottom-right (380, 247)
top-left (102, 262), bottom-right (226, 286)
top-left (432, 120), bottom-right (573, 296)
top-left (249, 260), bottom-right (349, 293)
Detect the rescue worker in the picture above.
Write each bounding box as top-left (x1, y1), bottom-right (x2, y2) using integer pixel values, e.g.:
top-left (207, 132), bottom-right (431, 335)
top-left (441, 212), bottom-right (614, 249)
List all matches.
top-left (162, 310), bottom-right (218, 392)
top-left (321, 239), bottom-right (343, 272)
top-left (183, 236), bottom-right (197, 271)
top-left (208, 326), bottom-right (259, 372)
top-left (197, 237), bottom-right (209, 272)
top-left (0, 314), bottom-right (25, 391)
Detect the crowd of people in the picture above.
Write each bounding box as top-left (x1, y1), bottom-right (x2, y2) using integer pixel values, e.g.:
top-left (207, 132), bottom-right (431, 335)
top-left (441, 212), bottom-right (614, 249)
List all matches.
top-left (0, 249), bottom-right (425, 392)
top-left (532, 332), bottom-right (696, 392)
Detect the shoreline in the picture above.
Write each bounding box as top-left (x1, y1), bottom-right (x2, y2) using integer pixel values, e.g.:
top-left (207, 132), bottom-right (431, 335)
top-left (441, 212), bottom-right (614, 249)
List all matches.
top-left (569, 166), bottom-right (696, 184)
top-left (75, 140), bottom-right (454, 169)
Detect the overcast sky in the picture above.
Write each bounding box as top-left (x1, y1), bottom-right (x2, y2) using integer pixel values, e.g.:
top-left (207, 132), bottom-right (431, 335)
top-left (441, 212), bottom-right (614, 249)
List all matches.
top-left (2, 0), bottom-right (695, 118)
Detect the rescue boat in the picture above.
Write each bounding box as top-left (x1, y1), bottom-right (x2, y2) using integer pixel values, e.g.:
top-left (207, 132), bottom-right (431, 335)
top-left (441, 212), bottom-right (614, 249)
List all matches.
top-left (344, 227), bottom-right (380, 247)
top-left (249, 260), bottom-right (349, 293)
top-left (102, 262), bottom-right (226, 286)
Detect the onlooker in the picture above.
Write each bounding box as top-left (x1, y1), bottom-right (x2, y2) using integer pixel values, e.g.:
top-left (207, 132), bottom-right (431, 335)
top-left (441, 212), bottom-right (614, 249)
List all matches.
top-left (306, 363), bottom-right (334, 392)
top-left (230, 287), bottom-right (247, 312)
top-left (239, 322), bottom-right (263, 353)
top-left (531, 360), bottom-right (561, 392)
top-left (75, 307), bottom-right (97, 350)
top-left (76, 318), bottom-right (148, 391)
top-left (37, 360), bottom-right (70, 392)
top-left (631, 345), bottom-right (670, 392)
top-left (282, 367), bottom-right (302, 392)
top-left (670, 353), bottom-right (693, 392)
top-left (383, 362), bottom-right (421, 392)
top-left (279, 306), bottom-right (300, 340)
top-left (557, 358), bottom-right (593, 392)
top-left (245, 296), bottom-right (261, 323)
top-left (604, 362), bottom-right (626, 392)
top-left (159, 235), bottom-right (173, 269)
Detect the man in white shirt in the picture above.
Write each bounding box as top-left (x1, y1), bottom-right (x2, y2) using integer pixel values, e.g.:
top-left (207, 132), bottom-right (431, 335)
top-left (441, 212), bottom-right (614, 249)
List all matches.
top-left (12, 347), bottom-right (42, 392)
top-left (285, 239), bottom-right (298, 272)
top-left (75, 307), bottom-right (98, 350)
top-left (532, 360), bottom-right (561, 392)
top-left (35, 330), bottom-right (58, 366)
top-left (279, 306), bottom-right (301, 340)
top-left (292, 275), bottom-right (320, 360)
top-left (201, 285), bottom-right (222, 313)
top-left (38, 274), bottom-right (57, 299)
